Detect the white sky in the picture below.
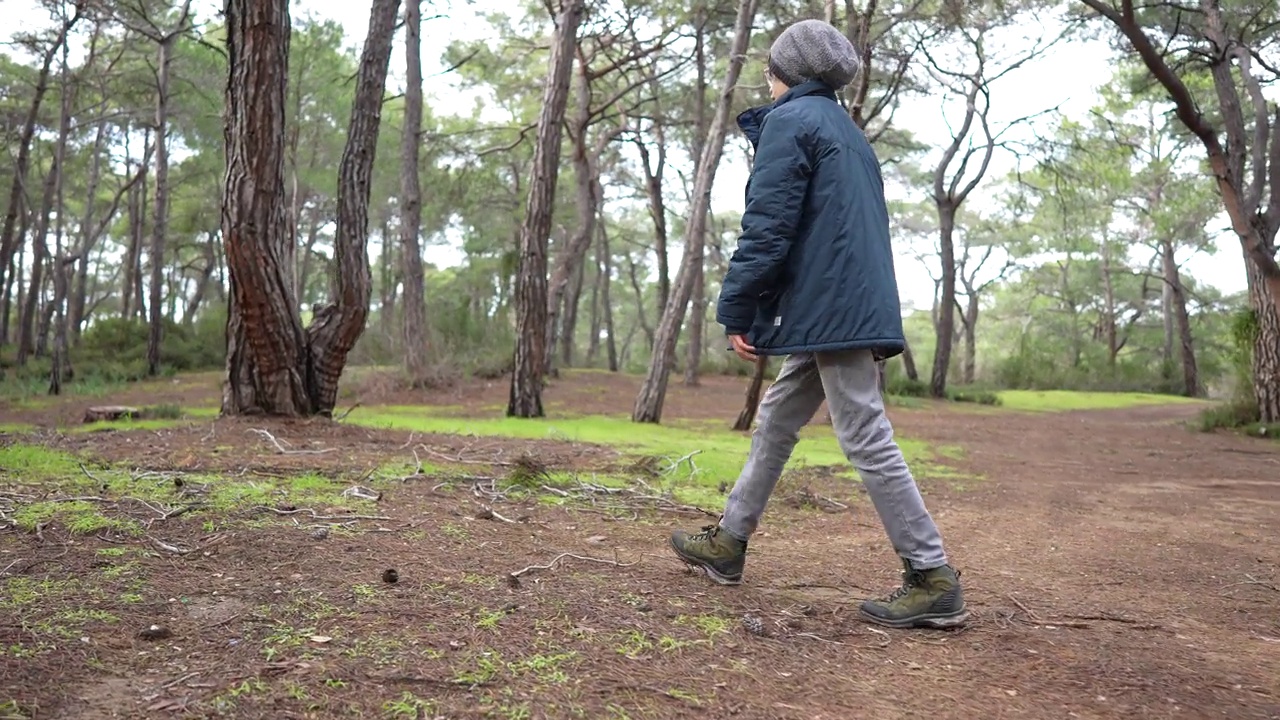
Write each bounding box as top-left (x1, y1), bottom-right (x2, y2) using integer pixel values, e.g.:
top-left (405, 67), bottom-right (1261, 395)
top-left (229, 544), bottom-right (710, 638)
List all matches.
top-left (7, 0), bottom-right (1250, 312)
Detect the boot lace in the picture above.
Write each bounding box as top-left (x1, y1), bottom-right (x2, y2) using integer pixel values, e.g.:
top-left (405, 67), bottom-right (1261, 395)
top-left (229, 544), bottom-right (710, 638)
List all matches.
top-left (688, 524), bottom-right (720, 542)
top-left (883, 569), bottom-right (926, 602)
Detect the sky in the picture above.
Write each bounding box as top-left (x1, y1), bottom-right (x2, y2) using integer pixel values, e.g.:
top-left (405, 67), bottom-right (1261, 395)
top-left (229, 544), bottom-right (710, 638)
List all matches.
top-left (7, 0), bottom-right (1251, 313)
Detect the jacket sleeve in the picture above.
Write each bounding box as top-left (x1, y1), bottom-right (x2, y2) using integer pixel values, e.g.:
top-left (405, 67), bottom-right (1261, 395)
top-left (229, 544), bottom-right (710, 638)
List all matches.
top-left (716, 110), bottom-right (812, 335)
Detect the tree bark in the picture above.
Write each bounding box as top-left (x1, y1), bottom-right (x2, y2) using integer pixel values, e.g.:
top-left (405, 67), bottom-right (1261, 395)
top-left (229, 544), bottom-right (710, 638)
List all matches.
top-left (0, 8), bottom-right (81, 330)
top-left (561, 256), bottom-right (585, 366)
top-left (544, 60), bottom-right (606, 377)
top-left (144, 2), bottom-right (193, 377)
top-left (1161, 240), bottom-right (1199, 396)
top-left (635, 127), bottom-right (670, 314)
top-left (633, 0), bottom-right (756, 424)
top-left (18, 147), bottom-right (60, 366)
top-left (930, 204), bottom-right (957, 396)
top-left (222, 0), bottom-right (401, 416)
top-left (507, 0), bottom-right (586, 417)
top-left (733, 357), bottom-right (768, 431)
top-left (50, 36), bottom-right (75, 393)
top-left (1247, 255), bottom-right (1280, 421)
top-left (222, 0), bottom-right (311, 415)
top-left (962, 294), bottom-right (978, 385)
top-left (400, 0), bottom-right (430, 385)
top-left (598, 221), bottom-right (619, 372)
top-left (901, 339), bottom-right (919, 381)
top-left (684, 257), bottom-right (704, 386)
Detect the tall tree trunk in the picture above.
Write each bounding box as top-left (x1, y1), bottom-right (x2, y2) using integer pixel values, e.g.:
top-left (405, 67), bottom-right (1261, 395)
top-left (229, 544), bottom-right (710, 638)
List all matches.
top-left (625, 252), bottom-right (654, 348)
top-left (508, 0), bottom-right (585, 417)
top-left (561, 257), bottom-right (585, 366)
top-left (683, 258), bottom-right (704, 385)
top-left (1162, 239), bottom-right (1198, 396)
top-left (598, 221), bottom-right (619, 372)
top-left (1101, 242), bottom-right (1119, 367)
top-left (635, 128), bottom-right (669, 315)
top-left (586, 250), bottom-right (602, 365)
top-left (18, 157), bottom-right (60, 366)
top-left (50, 37), bottom-right (75, 393)
top-left (1246, 256), bottom-right (1279, 421)
top-left (929, 204), bottom-right (957, 397)
top-left (545, 65), bottom-right (613, 377)
top-left (962, 295), bottom-right (978, 385)
top-left (222, 0), bottom-right (311, 415)
top-left (733, 357), bottom-right (768, 431)
top-left (901, 339), bottom-right (919, 381)
top-left (0, 9), bottom-right (81, 330)
top-left (222, 0), bottom-right (400, 416)
top-left (633, 0), bottom-right (756, 423)
top-left (146, 10), bottom-right (190, 376)
top-left (72, 122), bottom-right (107, 340)
top-left (400, 0), bottom-right (430, 385)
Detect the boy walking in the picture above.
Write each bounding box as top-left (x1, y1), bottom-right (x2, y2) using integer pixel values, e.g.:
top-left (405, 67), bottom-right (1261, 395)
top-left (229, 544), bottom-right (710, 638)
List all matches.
top-left (669, 19), bottom-right (967, 630)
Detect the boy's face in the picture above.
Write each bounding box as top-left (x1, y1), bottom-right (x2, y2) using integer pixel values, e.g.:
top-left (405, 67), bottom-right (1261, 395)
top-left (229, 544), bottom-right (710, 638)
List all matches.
top-left (763, 66), bottom-right (787, 100)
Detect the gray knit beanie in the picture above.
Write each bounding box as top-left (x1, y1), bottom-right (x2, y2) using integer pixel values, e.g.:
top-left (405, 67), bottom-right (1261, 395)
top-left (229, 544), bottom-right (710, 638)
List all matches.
top-left (768, 19), bottom-right (861, 89)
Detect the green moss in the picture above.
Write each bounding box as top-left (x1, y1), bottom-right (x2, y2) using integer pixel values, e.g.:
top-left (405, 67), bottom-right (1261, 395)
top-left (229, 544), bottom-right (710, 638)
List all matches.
top-left (347, 408), bottom-right (955, 491)
top-left (0, 444), bottom-right (84, 480)
top-left (996, 390), bottom-right (1206, 413)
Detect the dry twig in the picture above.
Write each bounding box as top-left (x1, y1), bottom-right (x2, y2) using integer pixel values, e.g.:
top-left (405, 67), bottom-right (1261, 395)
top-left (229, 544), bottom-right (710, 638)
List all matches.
top-left (248, 428), bottom-right (336, 455)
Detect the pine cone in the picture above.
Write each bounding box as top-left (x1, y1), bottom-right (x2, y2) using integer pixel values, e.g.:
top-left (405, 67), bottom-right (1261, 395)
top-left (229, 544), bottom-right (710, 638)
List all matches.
top-left (741, 614), bottom-right (766, 636)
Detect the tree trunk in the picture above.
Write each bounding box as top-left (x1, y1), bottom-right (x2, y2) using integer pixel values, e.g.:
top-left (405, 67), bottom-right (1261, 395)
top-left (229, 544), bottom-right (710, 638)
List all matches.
top-left (586, 248), bottom-right (602, 365)
top-left (71, 121), bottom-right (107, 340)
top-left (929, 204), bottom-right (957, 397)
top-left (1247, 256), bottom-right (1280, 423)
top-left (733, 356), bottom-right (768, 431)
top-left (508, 0), bottom-right (585, 417)
top-left (962, 294), bottom-right (978, 385)
top-left (222, 0), bottom-right (311, 415)
top-left (598, 221), bottom-right (619, 372)
top-left (561, 256), bottom-right (585, 366)
top-left (633, 0), bottom-right (756, 424)
top-left (901, 338), bottom-right (919, 381)
top-left (223, 0), bottom-right (400, 416)
top-left (635, 128), bottom-right (670, 314)
top-left (683, 258), bottom-right (704, 386)
top-left (1101, 242), bottom-right (1118, 367)
top-left (625, 252), bottom-right (654, 348)
top-left (0, 11), bottom-right (80, 327)
top-left (1161, 240), bottom-right (1198, 396)
top-left (18, 154), bottom-right (60, 366)
top-left (50, 39), bottom-right (75, 393)
top-left (148, 28), bottom-right (182, 377)
top-left (400, 0), bottom-right (430, 385)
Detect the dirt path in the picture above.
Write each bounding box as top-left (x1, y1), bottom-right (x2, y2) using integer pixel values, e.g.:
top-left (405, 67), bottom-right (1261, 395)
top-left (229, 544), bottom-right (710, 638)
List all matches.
top-left (1, 371), bottom-right (1277, 719)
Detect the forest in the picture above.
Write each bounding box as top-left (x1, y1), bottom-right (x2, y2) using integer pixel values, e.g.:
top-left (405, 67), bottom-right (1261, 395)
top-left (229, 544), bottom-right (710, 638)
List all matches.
top-left (0, 0), bottom-right (1274, 427)
top-left (2, 3), bottom-right (1279, 718)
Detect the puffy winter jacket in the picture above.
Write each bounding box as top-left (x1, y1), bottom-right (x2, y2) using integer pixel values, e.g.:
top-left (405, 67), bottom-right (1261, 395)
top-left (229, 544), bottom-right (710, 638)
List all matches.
top-left (716, 79), bottom-right (906, 359)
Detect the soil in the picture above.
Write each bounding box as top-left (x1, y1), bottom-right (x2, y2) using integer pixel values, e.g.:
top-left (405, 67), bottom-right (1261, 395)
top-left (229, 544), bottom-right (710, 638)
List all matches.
top-left (1, 369), bottom-right (1278, 719)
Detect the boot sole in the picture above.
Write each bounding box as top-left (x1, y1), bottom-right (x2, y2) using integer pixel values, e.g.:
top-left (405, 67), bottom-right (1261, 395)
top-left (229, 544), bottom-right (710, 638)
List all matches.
top-left (859, 608), bottom-right (969, 630)
top-left (669, 539), bottom-right (742, 586)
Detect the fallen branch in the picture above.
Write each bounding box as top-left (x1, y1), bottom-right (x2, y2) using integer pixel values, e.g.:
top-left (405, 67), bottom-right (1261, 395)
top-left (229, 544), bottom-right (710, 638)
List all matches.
top-left (252, 506), bottom-right (392, 521)
top-left (1008, 593), bottom-right (1042, 622)
top-left (1221, 575), bottom-right (1279, 594)
top-left (475, 505), bottom-right (517, 523)
top-left (508, 552), bottom-right (637, 586)
top-left (248, 428), bottom-right (336, 455)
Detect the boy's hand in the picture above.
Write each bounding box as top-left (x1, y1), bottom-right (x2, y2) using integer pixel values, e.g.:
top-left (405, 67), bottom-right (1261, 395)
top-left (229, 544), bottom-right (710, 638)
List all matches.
top-left (728, 334), bottom-right (757, 363)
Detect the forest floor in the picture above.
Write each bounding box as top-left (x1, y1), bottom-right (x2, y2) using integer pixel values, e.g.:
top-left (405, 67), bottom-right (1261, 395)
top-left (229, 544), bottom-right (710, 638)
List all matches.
top-left (0, 368), bottom-right (1277, 719)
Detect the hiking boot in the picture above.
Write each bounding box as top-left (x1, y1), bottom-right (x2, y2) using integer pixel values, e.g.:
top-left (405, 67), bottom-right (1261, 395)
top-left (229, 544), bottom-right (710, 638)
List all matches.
top-left (859, 558), bottom-right (968, 629)
top-left (669, 524), bottom-right (747, 585)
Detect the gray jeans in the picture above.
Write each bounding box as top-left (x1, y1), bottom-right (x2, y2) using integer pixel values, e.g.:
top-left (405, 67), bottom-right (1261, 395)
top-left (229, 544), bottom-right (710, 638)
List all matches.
top-left (720, 348), bottom-right (949, 569)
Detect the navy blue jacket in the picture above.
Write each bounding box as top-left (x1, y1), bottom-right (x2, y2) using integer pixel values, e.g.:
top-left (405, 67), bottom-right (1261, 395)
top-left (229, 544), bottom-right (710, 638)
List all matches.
top-left (716, 80), bottom-right (906, 359)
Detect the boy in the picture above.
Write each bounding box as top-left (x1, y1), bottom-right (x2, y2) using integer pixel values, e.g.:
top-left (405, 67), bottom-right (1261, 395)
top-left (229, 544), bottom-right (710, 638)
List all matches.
top-left (668, 19), bottom-right (967, 630)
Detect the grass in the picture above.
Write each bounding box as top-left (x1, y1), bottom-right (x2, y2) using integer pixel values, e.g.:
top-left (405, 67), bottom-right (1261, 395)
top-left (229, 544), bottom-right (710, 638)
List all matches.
top-left (995, 389), bottom-right (1207, 413)
top-left (344, 407), bottom-right (962, 500)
